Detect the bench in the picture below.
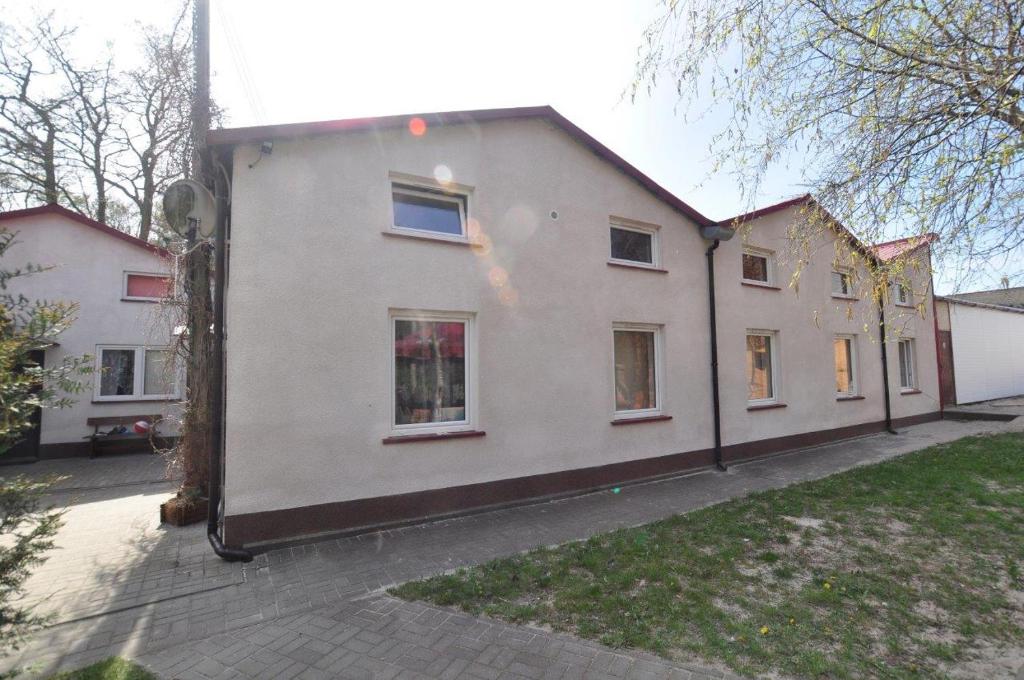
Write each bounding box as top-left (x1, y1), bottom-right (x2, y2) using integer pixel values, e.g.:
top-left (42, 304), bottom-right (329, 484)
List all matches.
top-left (86, 415), bottom-right (164, 458)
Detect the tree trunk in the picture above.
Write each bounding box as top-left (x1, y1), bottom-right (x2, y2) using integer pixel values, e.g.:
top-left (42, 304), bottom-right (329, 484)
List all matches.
top-left (138, 168), bottom-right (154, 242)
top-left (42, 126), bottom-right (57, 205)
top-left (92, 141), bottom-right (106, 224)
top-left (177, 239), bottom-right (212, 493)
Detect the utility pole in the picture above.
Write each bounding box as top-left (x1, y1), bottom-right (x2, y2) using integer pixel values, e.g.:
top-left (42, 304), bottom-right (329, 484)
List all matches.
top-left (192, 0), bottom-right (210, 182)
top-left (176, 0), bottom-right (214, 497)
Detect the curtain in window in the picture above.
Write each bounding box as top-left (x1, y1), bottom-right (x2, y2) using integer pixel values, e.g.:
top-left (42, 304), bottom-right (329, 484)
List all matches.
top-left (834, 338), bottom-right (853, 393)
top-left (614, 330), bottom-right (656, 410)
top-left (394, 320), bottom-right (466, 424)
top-left (126, 274), bottom-right (171, 299)
top-left (144, 350), bottom-right (171, 395)
top-left (100, 349), bottom-right (135, 396)
top-left (742, 254), bottom-right (768, 282)
top-left (747, 335), bottom-right (773, 400)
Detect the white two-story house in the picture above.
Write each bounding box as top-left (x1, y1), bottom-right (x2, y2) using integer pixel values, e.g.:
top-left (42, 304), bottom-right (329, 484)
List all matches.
top-left (207, 106), bottom-right (941, 549)
top-left (0, 204), bottom-right (179, 460)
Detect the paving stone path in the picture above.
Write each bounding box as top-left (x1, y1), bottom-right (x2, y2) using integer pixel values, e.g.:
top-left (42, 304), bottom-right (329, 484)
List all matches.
top-left (4, 412), bottom-right (1022, 679)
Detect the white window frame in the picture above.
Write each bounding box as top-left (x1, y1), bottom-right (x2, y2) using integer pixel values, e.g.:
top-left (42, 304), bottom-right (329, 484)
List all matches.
top-left (608, 218), bottom-right (661, 269)
top-left (746, 330), bottom-right (780, 406)
top-left (741, 246), bottom-right (775, 286)
top-left (894, 282), bottom-right (912, 306)
top-left (122, 271), bottom-right (172, 302)
top-left (898, 338), bottom-right (917, 391)
top-left (612, 323), bottom-right (664, 419)
top-left (834, 334), bottom-right (859, 397)
top-left (389, 309), bottom-right (476, 436)
top-left (388, 172), bottom-right (471, 243)
top-left (831, 268), bottom-right (855, 298)
top-left (94, 345), bottom-right (179, 401)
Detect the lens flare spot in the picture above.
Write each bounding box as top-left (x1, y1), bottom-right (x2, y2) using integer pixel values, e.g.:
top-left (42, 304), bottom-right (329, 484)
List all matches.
top-left (433, 164), bottom-right (453, 185)
top-left (488, 266), bottom-right (509, 288)
top-left (471, 233), bottom-right (493, 256)
top-left (498, 287), bottom-right (519, 306)
top-left (408, 117), bottom-right (427, 136)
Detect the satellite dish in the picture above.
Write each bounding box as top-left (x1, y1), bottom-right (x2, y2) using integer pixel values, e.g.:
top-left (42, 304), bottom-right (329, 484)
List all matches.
top-left (162, 180), bottom-right (216, 238)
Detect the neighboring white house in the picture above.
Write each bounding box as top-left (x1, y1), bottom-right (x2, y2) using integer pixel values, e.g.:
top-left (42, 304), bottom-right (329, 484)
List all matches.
top-left (935, 296), bottom-right (1024, 404)
top-left (0, 205), bottom-right (179, 459)
top-left (208, 106), bottom-right (942, 549)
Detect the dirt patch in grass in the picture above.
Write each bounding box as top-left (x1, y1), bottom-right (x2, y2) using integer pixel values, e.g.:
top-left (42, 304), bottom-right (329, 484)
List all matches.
top-left (392, 433), bottom-right (1024, 679)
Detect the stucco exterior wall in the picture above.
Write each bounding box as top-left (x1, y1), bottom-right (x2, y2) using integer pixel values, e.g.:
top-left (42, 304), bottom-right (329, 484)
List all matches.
top-left (2, 213), bottom-right (176, 446)
top-left (947, 302), bottom-right (1024, 403)
top-left (223, 118), bottom-right (941, 539)
top-left (884, 246), bottom-right (942, 419)
top-left (714, 208), bottom-right (939, 446)
top-left (224, 118), bottom-right (714, 519)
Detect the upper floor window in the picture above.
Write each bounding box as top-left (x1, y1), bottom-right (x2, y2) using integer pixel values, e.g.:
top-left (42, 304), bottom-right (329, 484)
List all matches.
top-left (95, 345), bottom-right (178, 401)
top-left (894, 283), bottom-right (911, 306)
top-left (831, 268), bottom-right (854, 297)
top-left (609, 219), bottom-right (660, 268)
top-left (123, 272), bottom-right (171, 302)
top-left (392, 184), bottom-right (467, 237)
top-left (742, 247), bottom-right (774, 285)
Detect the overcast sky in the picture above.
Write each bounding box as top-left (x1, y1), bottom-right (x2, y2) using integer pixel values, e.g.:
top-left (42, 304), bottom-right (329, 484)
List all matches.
top-left (4, 0), bottom-right (1016, 292)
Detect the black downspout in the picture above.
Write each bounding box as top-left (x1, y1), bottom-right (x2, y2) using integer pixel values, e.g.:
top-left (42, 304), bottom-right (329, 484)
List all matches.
top-left (706, 239), bottom-right (727, 471)
top-left (878, 305), bottom-right (897, 435)
top-left (208, 160), bottom-right (253, 562)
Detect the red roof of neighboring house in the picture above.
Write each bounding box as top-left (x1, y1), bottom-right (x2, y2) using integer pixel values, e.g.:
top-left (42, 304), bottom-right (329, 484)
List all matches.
top-left (207, 105), bottom-right (716, 228)
top-left (869, 234), bottom-right (938, 261)
top-left (0, 204), bottom-right (169, 257)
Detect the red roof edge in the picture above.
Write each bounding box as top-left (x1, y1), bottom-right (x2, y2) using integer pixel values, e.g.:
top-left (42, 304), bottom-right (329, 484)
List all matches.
top-left (0, 204), bottom-right (170, 257)
top-left (869, 233), bottom-right (939, 261)
top-left (207, 105), bottom-right (715, 227)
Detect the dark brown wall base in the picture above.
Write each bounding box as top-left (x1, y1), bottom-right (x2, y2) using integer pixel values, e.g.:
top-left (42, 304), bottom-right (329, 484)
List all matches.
top-left (224, 411), bottom-right (943, 550)
top-left (34, 437), bottom-right (178, 460)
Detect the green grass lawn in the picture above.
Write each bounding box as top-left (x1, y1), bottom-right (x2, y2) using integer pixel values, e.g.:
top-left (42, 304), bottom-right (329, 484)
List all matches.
top-left (392, 433), bottom-right (1024, 679)
top-left (45, 657), bottom-right (155, 680)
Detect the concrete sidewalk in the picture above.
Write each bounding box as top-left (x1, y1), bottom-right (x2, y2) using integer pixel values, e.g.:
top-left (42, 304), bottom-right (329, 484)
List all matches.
top-left (6, 412), bottom-right (1023, 678)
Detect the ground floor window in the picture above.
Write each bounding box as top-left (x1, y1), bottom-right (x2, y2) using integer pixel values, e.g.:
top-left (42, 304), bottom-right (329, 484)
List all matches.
top-left (746, 331), bottom-right (778, 404)
top-left (95, 346), bottom-right (177, 401)
top-left (613, 324), bottom-right (662, 417)
top-left (834, 335), bottom-right (858, 396)
top-left (392, 311), bottom-right (472, 432)
top-left (898, 338), bottom-right (917, 390)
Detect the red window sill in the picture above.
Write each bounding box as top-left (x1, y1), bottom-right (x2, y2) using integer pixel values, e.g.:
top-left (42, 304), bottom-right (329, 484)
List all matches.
top-left (611, 414), bottom-right (673, 425)
top-left (741, 281), bottom-right (781, 291)
top-left (748, 403), bottom-right (787, 411)
top-left (836, 395), bottom-right (866, 401)
top-left (382, 430), bottom-right (486, 444)
top-left (606, 261), bottom-right (668, 274)
top-left (91, 398), bottom-right (181, 404)
top-left (900, 389), bottom-right (922, 395)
